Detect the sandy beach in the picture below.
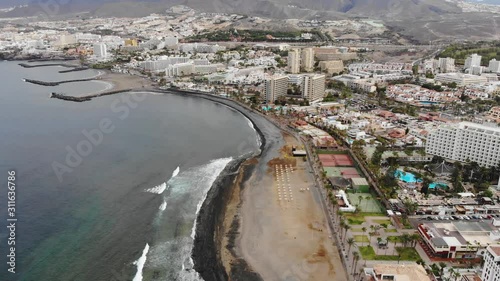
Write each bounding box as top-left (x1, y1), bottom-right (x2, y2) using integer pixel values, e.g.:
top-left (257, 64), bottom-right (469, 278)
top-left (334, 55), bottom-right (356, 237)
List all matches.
top-left (99, 71), bottom-right (151, 91)
top-left (39, 68), bottom-right (347, 280)
top-left (229, 131), bottom-right (347, 281)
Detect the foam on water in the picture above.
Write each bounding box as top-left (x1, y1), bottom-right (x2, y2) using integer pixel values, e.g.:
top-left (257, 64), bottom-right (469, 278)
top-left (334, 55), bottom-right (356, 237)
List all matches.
top-left (144, 157), bottom-right (232, 281)
top-left (190, 158), bottom-right (232, 239)
top-left (172, 166), bottom-right (180, 178)
top-left (132, 243), bottom-right (150, 281)
top-left (145, 182), bottom-right (167, 194)
top-left (159, 200), bottom-right (167, 211)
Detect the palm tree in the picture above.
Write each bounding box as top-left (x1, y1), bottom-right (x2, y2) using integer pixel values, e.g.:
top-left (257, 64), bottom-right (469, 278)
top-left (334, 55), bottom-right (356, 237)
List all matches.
top-left (339, 220), bottom-right (346, 241)
top-left (364, 195), bottom-right (371, 210)
top-left (343, 224), bottom-right (351, 244)
top-left (352, 251), bottom-right (360, 275)
top-left (361, 227), bottom-right (367, 246)
top-left (410, 233), bottom-right (421, 247)
top-left (401, 233), bottom-right (411, 247)
top-left (438, 262), bottom-right (447, 278)
top-left (347, 238), bottom-right (357, 254)
top-left (358, 196), bottom-right (364, 207)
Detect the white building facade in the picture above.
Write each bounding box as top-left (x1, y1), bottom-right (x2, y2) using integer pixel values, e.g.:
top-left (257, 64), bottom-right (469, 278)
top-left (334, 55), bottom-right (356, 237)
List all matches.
top-left (481, 246), bottom-right (500, 281)
top-left (301, 48), bottom-right (314, 72)
top-left (287, 49), bottom-right (301, 74)
top-left (93, 43), bottom-right (107, 58)
top-left (465, 53), bottom-right (482, 69)
top-left (265, 75), bottom-right (288, 102)
top-left (425, 122), bottom-right (500, 167)
top-left (302, 74), bottom-right (326, 102)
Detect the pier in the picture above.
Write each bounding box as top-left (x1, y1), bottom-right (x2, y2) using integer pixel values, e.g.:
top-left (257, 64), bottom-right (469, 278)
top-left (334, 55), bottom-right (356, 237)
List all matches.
top-left (58, 67), bottom-right (89, 73)
top-left (50, 89), bottom-right (134, 102)
top-left (18, 63), bottom-right (79, 68)
top-left (24, 78), bottom-right (97, 86)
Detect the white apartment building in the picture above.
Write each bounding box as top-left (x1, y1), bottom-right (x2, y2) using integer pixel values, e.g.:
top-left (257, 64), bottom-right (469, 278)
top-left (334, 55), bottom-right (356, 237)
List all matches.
top-left (140, 57), bottom-right (190, 72)
top-left (425, 122), bottom-right (500, 167)
top-left (265, 75), bottom-right (288, 102)
top-left (438, 57), bottom-right (455, 73)
top-left (301, 48), bottom-right (314, 72)
top-left (302, 74), bottom-right (326, 102)
top-left (489, 59), bottom-right (500, 73)
top-left (481, 246), bottom-right (500, 281)
top-left (287, 48), bottom-right (301, 74)
top-left (319, 60), bottom-right (344, 74)
top-left (435, 73), bottom-right (488, 86)
top-left (93, 43), bottom-right (107, 58)
top-left (465, 53), bottom-right (482, 69)
top-left (166, 62), bottom-right (194, 77)
top-left (164, 36), bottom-right (178, 47)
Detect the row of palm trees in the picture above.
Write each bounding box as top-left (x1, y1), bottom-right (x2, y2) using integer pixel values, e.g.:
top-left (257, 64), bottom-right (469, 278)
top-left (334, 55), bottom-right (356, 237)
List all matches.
top-left (327, 193), bottom-right (364, 279)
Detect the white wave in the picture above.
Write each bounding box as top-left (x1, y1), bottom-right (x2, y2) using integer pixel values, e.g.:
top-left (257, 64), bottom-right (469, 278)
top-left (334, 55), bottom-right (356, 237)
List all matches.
top-left (145, 182), bottom-right (167, 194)
top-left (243, 116), bottom-right (262, 149)
top-left (132, 243), bottom-right (150, 281)
top-left (159, 200), bottom-right (167, 211)
top-left (145, 157), bottom-right (232, 281)
top-left (190, 158), bottom-right (232, 239)
top-left (172, 166), bottom-right (180, 179)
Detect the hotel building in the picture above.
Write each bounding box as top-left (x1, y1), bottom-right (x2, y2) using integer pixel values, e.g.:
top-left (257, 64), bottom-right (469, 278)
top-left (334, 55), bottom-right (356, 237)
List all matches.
top-left (287, 49), bottom-right (301, 74)
top-left (265, 75), bottom-right (289, 103)
top-left (482, 245), bottom-right (500, 281)
top-left (425, 122), bottom-right (500, 167)
top-left (302, 74), bottom-right (326, 102)
top-left (301, 48), bottom-right (314, 72)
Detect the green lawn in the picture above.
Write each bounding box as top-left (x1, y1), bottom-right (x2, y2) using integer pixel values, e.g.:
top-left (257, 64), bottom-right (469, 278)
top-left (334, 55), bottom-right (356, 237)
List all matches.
top-left (354, 235), bottom-right (369, 243)
top-left (387, 236), bottom-right (402, 243)
top-left (347, 218), bottom-right (365, 225)
top-left (359, 246), bottom-right (420, 261)
top-left (351, 227), bottom-right (365, 232)
top-left (373, 219), bottom-right (391, 225)
top-left (384, 229), bottom-right (398, 233)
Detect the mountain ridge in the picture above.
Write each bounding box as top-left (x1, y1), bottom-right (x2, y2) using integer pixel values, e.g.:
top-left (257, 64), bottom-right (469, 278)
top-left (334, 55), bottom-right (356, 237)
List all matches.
top-left (2, 0), bottom-right (462, 20)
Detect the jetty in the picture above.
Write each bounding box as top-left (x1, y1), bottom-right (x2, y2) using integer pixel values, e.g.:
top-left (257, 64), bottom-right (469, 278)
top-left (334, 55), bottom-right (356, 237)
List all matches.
top-left (59, 67), bottom-right (89, 73)
top-left (24, 78), bottom-right (97, 86)
top-left (18, 63), bottom-right (79, 68)
top-left (50, 89), bottom-right (134, 102)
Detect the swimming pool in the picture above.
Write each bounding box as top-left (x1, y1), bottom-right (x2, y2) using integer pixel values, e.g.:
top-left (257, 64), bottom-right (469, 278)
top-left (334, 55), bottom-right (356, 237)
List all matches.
top-left (429, 182), bottom-right (448, 189)
top-left (394, 170), bottom-right (422, 183)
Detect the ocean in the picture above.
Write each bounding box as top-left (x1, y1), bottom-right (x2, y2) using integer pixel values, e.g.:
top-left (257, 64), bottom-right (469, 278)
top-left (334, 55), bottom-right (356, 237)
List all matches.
top-left (0, 61), bottom-right (260, 281)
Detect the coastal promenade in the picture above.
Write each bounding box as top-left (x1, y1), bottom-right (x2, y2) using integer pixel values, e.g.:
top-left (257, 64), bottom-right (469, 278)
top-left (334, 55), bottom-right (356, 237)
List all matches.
top-left (45, 81), bottom-right (351, 281)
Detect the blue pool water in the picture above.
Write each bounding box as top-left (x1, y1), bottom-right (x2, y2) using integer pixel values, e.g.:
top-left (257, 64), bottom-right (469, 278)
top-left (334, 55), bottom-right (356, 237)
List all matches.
top-left (395, 170), bottom-right (448, 188)
top-left (420, 101), bottom-right (440, 105)
top-left (429, 182), bottom-right (448, 189)
top-left (394, 170), bottom-right (422, 183)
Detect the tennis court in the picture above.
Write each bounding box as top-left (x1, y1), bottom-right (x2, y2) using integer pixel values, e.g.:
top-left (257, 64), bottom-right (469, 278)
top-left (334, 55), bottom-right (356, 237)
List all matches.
top-left (347, 193), bottom-right (382, 213)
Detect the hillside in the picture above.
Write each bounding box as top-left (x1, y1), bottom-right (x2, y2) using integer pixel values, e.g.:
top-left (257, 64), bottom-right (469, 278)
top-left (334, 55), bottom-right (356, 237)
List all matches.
top-left (2, 0), bottom-right (461, 20)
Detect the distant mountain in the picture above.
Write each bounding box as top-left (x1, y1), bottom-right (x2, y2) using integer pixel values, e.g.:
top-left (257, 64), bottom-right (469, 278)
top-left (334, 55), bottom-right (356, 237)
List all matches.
top-left (1, 0), bottom-right (462, 20)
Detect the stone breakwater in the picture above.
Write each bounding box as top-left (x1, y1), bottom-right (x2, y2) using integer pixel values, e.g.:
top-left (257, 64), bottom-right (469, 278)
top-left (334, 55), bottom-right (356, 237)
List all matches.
top-left (58, 67), bottom-right (89, 73)
top-left (18, 63), bottom-right (79, 68)
top-left (25, 78), bottom-right (96, 86)
top-left (50, 89), bottom-right (133, 102)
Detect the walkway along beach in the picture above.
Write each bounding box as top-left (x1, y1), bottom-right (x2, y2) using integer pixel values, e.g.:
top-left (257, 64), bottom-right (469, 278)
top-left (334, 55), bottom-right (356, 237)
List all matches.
top-left (46, 86), bottom-right (347, 281)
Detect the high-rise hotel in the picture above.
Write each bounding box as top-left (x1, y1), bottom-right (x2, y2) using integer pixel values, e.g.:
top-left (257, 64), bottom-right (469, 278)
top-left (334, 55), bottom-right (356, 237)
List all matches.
top-left (425, 122), bottom-right (500, 167)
